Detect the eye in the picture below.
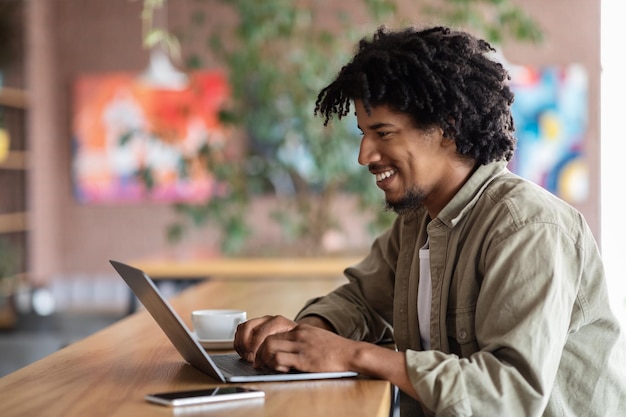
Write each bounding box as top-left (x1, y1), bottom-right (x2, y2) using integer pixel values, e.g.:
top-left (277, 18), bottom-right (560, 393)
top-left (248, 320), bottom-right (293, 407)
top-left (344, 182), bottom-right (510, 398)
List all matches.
top-left (377, 131), bottom-right (391, 138)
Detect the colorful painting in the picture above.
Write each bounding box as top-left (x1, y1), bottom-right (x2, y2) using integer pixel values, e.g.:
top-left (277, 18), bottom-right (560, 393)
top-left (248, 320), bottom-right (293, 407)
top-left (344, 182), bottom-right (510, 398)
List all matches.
top-left (72, 71), bottom-right (230, 204)
top-left (508, 64), bottom-right (589, 204)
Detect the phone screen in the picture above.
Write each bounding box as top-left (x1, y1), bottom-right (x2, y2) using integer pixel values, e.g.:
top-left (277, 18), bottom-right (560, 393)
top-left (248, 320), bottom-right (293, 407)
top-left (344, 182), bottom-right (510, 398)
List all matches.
top-left (145, 387), bottom-right (264, 407)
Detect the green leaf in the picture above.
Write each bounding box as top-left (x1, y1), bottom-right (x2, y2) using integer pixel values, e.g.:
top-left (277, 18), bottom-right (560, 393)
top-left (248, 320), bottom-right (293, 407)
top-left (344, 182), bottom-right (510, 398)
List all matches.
top-left (166, 223), bottom-right (185, 243)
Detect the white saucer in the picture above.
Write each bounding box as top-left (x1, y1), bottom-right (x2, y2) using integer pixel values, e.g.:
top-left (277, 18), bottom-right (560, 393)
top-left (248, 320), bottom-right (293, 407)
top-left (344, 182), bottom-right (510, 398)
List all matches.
top-left (193, 332), bottom-right (234, 350)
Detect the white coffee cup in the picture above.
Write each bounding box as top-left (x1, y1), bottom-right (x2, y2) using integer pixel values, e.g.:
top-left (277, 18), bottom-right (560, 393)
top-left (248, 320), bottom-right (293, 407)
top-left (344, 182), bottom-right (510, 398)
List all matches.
top-left (192, 309), bottom-right (247, 340)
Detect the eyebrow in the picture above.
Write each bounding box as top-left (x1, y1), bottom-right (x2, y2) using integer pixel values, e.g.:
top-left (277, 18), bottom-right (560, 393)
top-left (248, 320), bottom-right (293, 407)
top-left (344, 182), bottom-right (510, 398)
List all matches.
top-left (357, 122), bottom-right (396, 131)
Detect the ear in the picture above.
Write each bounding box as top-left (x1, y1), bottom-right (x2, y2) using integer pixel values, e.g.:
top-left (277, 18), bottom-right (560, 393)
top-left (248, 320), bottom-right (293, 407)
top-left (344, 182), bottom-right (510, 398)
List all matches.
top-left (438, 127), bottom-right (455, 148)
top-left (440, 117), bottom-right (456, 142)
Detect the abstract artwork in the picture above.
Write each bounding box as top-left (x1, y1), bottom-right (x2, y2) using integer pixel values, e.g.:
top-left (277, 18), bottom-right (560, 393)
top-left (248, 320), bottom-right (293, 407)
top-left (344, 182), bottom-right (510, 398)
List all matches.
top-left (508, 64), bottom-right (589, 204)
top-left (72, 70), bottom-right (230, 204)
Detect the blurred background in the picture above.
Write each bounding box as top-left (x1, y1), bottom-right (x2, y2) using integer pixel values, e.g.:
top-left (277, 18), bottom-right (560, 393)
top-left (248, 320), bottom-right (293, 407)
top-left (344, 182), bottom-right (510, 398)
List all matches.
top-left (0, 0), bottom-right (623, 376)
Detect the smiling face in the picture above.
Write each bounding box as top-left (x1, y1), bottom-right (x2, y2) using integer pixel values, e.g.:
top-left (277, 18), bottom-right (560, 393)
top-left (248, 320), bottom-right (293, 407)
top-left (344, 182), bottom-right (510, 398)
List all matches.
top-left (355, 100), bottom-right (476, 218)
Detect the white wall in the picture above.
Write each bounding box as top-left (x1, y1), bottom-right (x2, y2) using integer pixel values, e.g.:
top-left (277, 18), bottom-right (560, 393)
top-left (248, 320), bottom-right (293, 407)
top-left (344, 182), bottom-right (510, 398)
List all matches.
top-left (600, 1), bottom-right (626, 325)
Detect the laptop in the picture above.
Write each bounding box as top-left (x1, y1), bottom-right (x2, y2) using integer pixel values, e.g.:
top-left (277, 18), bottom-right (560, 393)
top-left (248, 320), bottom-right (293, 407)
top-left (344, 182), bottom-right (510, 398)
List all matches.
top-left (110, 260), bottom-right (358, 383)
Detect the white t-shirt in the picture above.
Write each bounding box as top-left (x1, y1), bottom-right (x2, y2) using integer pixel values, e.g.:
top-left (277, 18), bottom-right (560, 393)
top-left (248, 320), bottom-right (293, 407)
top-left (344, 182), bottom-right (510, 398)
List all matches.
top-left (418, 238), bottom-right (432, 350)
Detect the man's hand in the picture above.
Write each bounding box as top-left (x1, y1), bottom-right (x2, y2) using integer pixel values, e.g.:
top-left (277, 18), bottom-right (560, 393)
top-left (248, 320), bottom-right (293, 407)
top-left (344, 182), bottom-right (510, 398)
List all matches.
top-left (234, 314), bottom-right (352, 372)
top-left (253, 322), bottom-right (357, 373)
top-left (234, 314), bottom-right (419, 400)
top-left (234, 315), bottom-right (298, 364)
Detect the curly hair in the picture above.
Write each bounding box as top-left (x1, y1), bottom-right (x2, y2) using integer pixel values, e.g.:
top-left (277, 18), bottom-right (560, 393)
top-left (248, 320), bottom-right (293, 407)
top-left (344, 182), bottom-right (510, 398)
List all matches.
top-left (314, 26), bottom-right (516, 164)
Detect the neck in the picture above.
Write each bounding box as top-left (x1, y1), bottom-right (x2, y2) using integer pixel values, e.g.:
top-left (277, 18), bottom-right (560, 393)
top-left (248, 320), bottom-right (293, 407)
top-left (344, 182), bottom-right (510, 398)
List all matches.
top-left (425, 160), bottom-right (477, 219)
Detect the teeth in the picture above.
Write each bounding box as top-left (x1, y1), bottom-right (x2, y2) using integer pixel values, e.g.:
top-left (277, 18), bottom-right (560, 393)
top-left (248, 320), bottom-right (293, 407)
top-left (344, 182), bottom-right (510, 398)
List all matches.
top-left (375, 170), bottom-right (396, 182)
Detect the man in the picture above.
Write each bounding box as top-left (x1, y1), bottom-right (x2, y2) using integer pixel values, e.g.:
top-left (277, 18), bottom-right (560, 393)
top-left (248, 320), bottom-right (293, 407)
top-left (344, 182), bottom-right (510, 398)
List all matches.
top-left (234, 26), bottom-right (626, 416)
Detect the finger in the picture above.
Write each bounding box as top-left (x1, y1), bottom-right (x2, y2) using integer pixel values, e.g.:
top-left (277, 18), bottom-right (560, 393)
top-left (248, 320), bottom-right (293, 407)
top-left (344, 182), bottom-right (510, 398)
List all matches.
top-left (246, 316), bottom-right (297, 360)
top-left (234, 315), bottom-right (297, 363)
top-left (254, 334), bottom-right (300, 371)
top-left (233, 316), bottom-right (273, 361)
top-left (253, 327), bottom-right (324, 372)
top-left (254, 325), bottom-right (353, 373)
top-left (264, 351), bottom-right (299, 373)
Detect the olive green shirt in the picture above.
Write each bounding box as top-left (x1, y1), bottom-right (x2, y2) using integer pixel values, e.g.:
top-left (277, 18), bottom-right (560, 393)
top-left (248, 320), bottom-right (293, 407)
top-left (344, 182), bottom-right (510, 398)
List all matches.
top-left (296, 161), bottom-right (626, 416)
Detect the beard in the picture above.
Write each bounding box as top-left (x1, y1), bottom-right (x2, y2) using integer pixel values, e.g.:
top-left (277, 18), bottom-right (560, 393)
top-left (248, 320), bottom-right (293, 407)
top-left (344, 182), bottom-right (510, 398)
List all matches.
top-left (384, 187), bottom-right (425, 215)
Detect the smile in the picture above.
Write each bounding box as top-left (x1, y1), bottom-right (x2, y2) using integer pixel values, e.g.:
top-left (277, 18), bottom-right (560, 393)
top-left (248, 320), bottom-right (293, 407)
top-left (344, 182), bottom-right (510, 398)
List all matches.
top-left (375, 169), bottom-right (397, 182)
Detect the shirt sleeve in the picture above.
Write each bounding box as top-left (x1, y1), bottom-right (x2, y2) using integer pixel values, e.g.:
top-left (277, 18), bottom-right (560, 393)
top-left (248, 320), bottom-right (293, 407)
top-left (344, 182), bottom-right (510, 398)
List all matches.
top-left (295, 225), bottom-right (399, 343)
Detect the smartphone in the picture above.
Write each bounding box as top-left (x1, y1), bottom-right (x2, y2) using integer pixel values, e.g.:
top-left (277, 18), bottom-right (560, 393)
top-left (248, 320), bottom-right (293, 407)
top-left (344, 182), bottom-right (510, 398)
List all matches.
top-left (145, 387), bottom-right (265, 407)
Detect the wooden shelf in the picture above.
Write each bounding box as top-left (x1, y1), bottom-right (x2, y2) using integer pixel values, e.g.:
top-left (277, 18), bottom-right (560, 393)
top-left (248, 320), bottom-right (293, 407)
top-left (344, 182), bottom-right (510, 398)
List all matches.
top-left (0, 150), bottom-right (28, 170)
top-left (0, 212), bottom-right (28, 234)
top-left (0, 87), bottom-right (28, 109)
top-left (0, 88), bottom-right (29, 235)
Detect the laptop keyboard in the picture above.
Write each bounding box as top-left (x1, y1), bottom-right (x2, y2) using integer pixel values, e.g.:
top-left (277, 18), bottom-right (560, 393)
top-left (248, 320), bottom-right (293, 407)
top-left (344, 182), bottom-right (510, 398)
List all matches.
top-left (210, 353), bottom-right (301, 376)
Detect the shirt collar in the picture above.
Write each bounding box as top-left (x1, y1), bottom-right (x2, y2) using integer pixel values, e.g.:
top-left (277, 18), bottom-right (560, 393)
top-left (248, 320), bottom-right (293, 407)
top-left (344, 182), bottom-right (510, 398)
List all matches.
top-left (436, 160), bottom-right (509, 228)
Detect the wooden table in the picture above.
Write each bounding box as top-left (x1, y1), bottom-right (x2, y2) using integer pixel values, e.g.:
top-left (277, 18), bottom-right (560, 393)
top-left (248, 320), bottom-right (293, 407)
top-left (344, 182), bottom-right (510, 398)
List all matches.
top-left (125, 253), bottom-right (365, 314)
top-left (129, 253), bottom-right (365, 280)
top-left (0, 278), bottom-right (392, 417)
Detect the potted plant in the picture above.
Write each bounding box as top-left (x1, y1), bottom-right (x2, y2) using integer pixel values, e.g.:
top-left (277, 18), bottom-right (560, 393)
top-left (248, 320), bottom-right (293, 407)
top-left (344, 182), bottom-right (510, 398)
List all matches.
top-left (0, 238), bottom-right (20, 329)
top-left (137, 0), bottom-right (542, 256)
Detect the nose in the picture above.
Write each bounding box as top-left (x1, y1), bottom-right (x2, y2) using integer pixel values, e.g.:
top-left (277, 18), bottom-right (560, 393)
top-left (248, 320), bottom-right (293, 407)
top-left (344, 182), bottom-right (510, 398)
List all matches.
top-left (357, 135), bottom-right (381, 166)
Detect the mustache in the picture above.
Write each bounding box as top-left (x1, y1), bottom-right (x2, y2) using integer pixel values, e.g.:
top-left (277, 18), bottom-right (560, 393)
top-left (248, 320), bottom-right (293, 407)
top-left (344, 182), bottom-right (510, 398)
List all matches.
top-left (368, 164), bottom-right (394, 174)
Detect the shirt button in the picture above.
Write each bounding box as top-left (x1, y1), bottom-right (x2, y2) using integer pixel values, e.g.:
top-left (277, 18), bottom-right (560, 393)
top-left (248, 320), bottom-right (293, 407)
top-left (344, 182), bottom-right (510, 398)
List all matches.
top-left (458, 330), bottom-right (467, 340)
